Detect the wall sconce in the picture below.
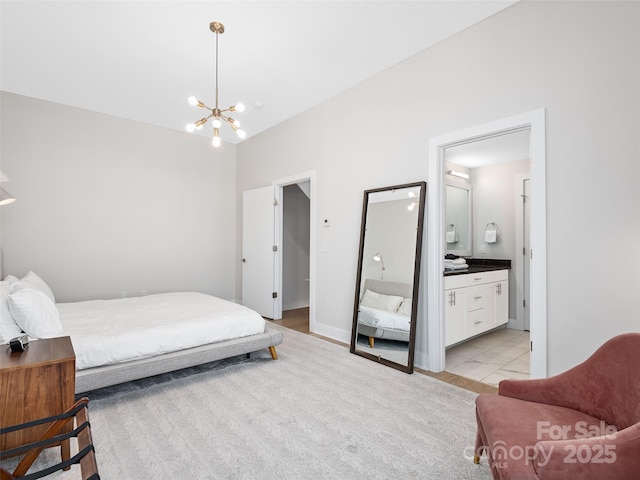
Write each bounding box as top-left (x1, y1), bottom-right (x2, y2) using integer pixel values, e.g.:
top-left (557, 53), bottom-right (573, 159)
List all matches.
top-left (373, 252), bottom-right (385, 280)
top-left (0, 187), bottom-right (16, 206)
top-left (447, 169), bottom-right (470, 179)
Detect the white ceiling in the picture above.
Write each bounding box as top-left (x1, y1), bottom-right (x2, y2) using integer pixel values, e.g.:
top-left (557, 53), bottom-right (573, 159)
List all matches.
top-left (1, 1), bottom-right (518, 145)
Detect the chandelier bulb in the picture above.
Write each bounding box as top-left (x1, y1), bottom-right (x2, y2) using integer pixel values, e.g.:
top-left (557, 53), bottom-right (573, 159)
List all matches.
top-left (186, 123), bottom-right (196, 133)
top-left (233, 119), bottom-right (240, 128)
top-left (188, 96), bottom-right (199, 106)
top-left (212, 118), bottom-right (222, 128)
top-left (212, 128), bottom-right (221, 147)
top-left (233, 103), bottom-right (245, 113)
top-left (237, 129), bottom-right (246, 139)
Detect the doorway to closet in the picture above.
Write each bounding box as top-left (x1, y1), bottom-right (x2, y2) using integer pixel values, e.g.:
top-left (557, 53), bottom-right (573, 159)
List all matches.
top-left (277, 181), bottom-right (311, 333)
top-left (241, 171), bottom-right (316, 333)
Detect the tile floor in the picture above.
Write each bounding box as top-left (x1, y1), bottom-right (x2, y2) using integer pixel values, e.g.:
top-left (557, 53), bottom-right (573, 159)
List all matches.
top-left (445, 327), bottom-right (530, 387)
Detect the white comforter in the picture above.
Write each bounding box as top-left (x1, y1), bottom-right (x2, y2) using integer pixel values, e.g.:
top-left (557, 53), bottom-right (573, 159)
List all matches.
top-left (58, 292), bottom-right (265, 370)
top-left (358, 305), bottom-right (411, 332)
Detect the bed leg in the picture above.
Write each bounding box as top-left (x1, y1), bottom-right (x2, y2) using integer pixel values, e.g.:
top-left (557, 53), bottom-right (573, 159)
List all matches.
top-left (268, 346), bottom-right (279, 360)
top-left (369, 337), bottom-right (375, 348)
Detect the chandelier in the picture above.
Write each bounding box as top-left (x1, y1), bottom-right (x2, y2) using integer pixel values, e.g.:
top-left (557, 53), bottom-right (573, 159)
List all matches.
top-left (186, 21), bottom-right (245, 147)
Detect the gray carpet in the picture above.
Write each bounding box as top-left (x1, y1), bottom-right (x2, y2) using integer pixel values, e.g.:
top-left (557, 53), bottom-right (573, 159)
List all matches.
top-left (3, 324), bottom-right (492, 479)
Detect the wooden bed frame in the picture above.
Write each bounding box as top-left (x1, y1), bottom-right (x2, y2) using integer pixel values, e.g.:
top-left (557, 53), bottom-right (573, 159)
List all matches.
top-left (75, 327), bottom-right (283, 393)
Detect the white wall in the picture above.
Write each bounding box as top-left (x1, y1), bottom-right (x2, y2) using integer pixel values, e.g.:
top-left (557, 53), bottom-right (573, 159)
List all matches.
top-left (362, 199), bottom-right (418, 287)
top-left (237, 1), bottom-right (640, 374)
top-left (1, 92), bottom-right (237, 302)
top-left (472, 160), bottom-right (529, 260)
top-left (472, 159), bottom-right (530, 321)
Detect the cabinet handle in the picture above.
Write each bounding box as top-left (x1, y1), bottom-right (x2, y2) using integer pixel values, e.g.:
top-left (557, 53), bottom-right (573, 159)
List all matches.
top-left (474, 296), bottom-right (483, 300)
top-left (474, 320), bottom-right (482, 324)
top-left (496, 283), bottom-right (502, 295)
top-left (474, 277), bottom-right (483, 281)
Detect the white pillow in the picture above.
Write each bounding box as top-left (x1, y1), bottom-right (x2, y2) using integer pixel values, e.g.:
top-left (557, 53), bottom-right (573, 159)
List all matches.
top-left (12, 271), bottom-right (56, 303)
top-left (1, 279), bottom-right (23, 344)
top-left (8, 288), bottom-right (63, 339)
top-left (360, 289), bottom-right (404, 313)
top-left (397, 298), bottom-right (413, 317)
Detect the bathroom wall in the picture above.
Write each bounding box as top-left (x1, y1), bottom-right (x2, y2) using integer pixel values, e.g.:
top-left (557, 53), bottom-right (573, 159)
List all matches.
top-left (445, 159), bottom-right (529, 322)
top-left (472, 159), bottom-right (530, 322)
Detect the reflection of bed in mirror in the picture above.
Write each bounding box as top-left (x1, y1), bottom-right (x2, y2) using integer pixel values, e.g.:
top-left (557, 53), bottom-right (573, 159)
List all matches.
top-left (357, 278), bottom-right (412, 347)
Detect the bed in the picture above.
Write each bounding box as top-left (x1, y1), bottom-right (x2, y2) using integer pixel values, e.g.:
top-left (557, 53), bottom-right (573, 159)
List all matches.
top-left (1, 272), bottom-right (283, 394)
top-left (357, 278), bottom-right (412, 348)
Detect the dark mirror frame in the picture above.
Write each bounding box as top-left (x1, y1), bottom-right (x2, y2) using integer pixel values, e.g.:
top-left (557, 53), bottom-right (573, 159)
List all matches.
top-left (349, 181), bottom-right (427, 373)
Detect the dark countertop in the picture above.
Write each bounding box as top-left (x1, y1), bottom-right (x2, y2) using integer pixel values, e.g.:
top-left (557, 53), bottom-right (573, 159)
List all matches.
top-left (443, 258), bottom-right (511, 276)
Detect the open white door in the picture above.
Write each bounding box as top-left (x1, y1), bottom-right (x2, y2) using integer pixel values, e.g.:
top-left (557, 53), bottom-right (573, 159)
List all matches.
top-left (242, 186), bottom-right (276, 319)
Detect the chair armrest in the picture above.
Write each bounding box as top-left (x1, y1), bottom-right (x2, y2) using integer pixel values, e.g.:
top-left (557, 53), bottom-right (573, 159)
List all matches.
top-left (498, 374), bottom-right (579, 409)
top-left (532, 423), bottom-right (640, 480)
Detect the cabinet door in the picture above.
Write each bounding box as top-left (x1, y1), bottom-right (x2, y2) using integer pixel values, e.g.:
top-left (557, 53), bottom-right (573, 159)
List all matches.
top-left (445, 288), bottom-right (467, 347)
top-left (483, 282), bottom-right (498, 330)
top-left (495, 280), bottom-right (509, 326)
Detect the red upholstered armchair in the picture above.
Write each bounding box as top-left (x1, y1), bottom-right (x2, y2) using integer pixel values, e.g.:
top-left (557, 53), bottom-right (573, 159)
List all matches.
top-left (473, 332), bottom-right (640, 480)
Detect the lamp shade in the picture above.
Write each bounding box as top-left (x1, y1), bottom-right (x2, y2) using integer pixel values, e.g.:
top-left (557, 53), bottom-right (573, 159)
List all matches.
top-left (0, 186), bottom-right (16, 206)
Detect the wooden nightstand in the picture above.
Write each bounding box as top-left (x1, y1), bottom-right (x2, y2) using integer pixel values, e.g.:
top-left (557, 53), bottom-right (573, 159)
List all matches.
top-left (0, 336), bottom-right (76, 463)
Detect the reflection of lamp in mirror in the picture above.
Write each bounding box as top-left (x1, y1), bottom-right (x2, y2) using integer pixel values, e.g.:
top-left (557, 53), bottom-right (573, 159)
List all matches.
top-left (0, 187), bottom-right (16, 206)
top-left (408, 190), bottom-right (420, 209)
top-left (373, 252), bottom-right (385, 280)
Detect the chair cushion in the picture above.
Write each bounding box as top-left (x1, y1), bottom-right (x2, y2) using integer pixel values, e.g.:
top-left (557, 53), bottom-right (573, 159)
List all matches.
top-left (476, 393), bottom-right (616, 480)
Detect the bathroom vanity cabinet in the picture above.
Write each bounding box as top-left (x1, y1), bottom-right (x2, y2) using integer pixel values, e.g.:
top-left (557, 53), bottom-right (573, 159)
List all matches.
top-left (444, 269), bottom-right (508, 347)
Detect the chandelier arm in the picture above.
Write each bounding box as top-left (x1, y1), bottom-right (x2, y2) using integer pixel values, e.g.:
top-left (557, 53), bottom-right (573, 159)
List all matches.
top-left (192, 112), bottom-right (216, 125)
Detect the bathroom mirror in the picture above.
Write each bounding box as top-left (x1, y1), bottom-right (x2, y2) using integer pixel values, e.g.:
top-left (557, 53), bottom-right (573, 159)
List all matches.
top-left (350, 181), bottom-right (426, 373)
top-left (445, 183), bottom-right (472, 256)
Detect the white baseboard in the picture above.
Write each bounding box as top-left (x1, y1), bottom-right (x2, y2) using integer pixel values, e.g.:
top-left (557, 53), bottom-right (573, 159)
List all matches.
top-left (312, 322), bottom-right (351, 345)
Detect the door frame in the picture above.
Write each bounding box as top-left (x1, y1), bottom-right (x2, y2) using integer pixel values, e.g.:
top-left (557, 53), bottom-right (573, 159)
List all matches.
top-left (426, 109), bottom-right (547, 378)
top-left (513, 173), bottom-right (531, 331)
top-left (273, 171), bottom-right (316, 332)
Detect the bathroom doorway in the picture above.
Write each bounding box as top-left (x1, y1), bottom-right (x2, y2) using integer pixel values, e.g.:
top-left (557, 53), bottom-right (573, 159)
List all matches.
top-left (427, 109), bottom-right (547, 379)
top-left (441, 130), bottom-right (531, 386)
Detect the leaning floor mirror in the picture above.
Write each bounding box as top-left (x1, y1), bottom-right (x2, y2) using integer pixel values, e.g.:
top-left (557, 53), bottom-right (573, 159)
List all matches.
top-left (350, 181), bottom-right (426, 373)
